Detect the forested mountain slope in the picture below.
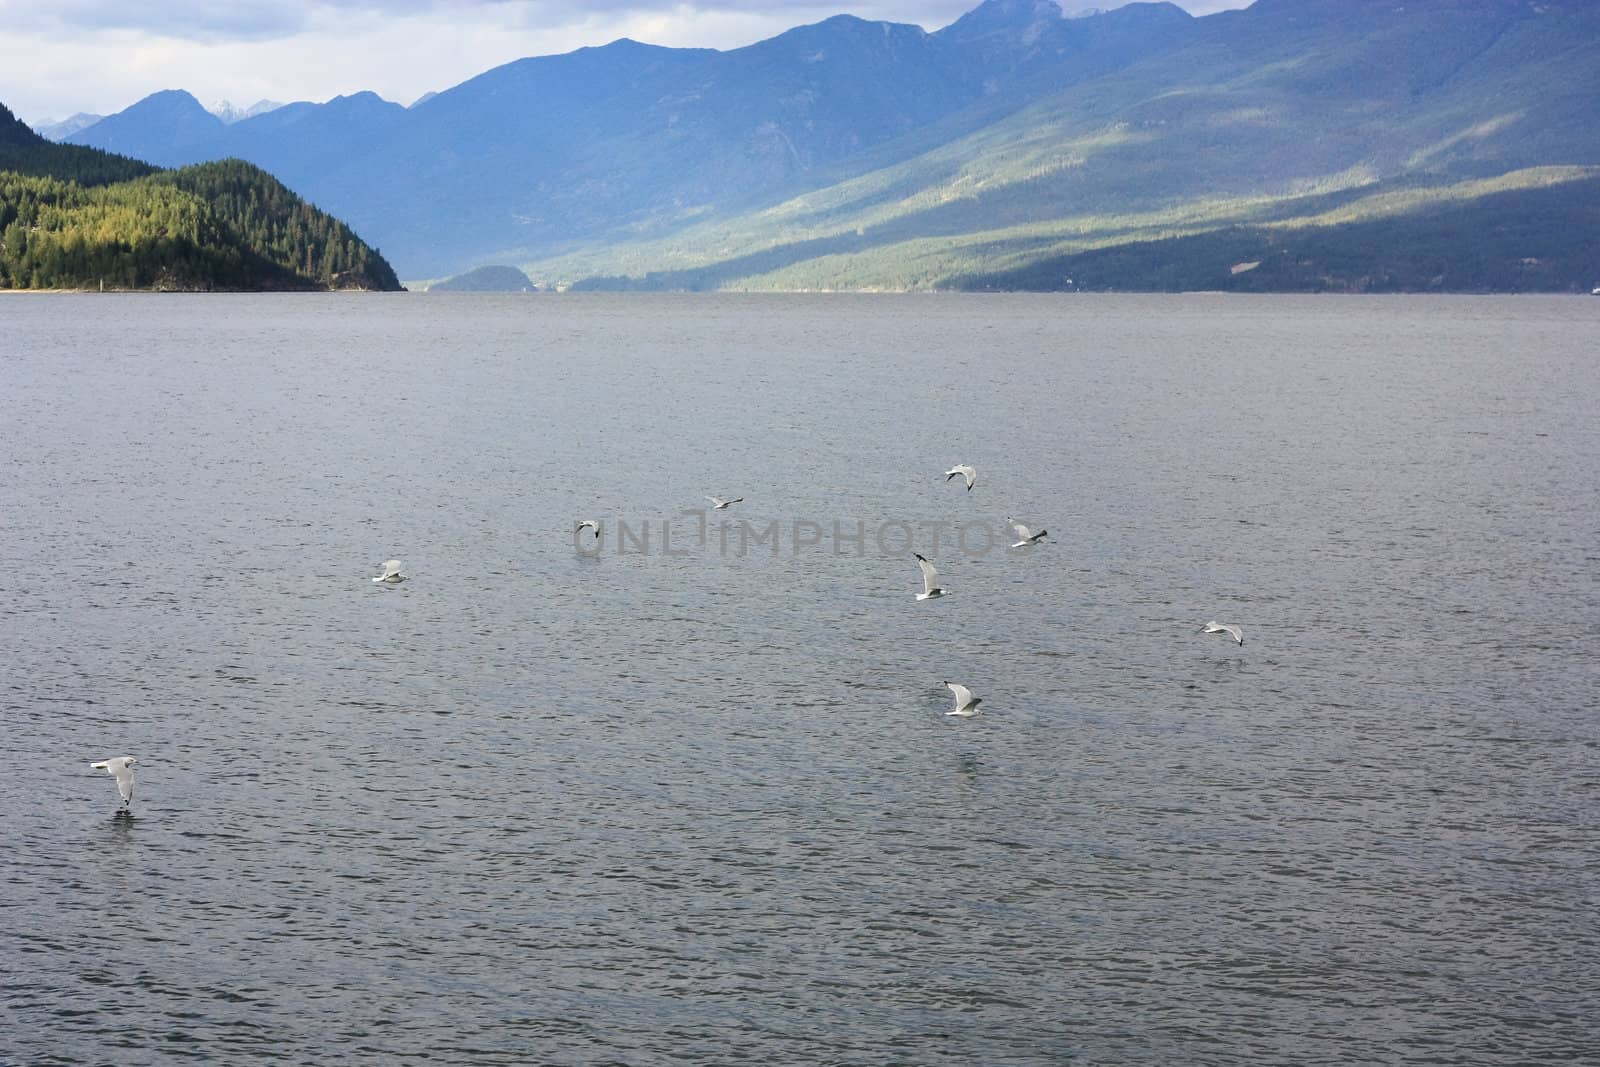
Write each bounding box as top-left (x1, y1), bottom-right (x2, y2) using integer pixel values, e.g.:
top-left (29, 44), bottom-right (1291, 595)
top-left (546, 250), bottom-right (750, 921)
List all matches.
top-left (2, 103), bottom-right (401, 291)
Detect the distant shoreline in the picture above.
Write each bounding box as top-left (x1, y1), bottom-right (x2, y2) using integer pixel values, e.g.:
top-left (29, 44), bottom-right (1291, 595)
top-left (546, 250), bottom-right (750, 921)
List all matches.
top-left (0, 287), bottom-right (404, 295)
top-left (7, 287), bottom-right (1597, 298)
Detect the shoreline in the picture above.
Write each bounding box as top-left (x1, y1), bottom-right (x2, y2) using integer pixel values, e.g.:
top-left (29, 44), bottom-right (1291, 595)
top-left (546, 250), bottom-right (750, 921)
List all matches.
top-left (4, 285), bottom-right (1596, 297)
top-left (0, 287), bottom-right (400, 295)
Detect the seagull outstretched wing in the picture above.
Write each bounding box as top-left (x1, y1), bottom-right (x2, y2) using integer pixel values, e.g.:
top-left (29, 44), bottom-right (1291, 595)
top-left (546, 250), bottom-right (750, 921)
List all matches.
top-left (1200, 621), bottom-right (1244, 645)
top-left (373, 560), bottom-right (406, 583)
top-left (91, 756), bottom-right (137, 806)
top-left (944, 682), bottom-right (982, 715)
top-left (1008, 519), bottom-right (1047, 547)
top-left (944, 464), bottom-right (976, 490)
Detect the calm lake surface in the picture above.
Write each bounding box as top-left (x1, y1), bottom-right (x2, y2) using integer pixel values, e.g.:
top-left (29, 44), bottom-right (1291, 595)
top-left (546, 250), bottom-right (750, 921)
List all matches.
top-left (3, 293), bottom-right (1598, 1065)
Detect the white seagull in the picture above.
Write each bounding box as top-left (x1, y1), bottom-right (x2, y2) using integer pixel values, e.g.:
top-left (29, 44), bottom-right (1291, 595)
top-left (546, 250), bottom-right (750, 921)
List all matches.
top-left (91, 755), bottom-right (138, 813)
top-left (706, 496), bottom-right (744, 510)
top-left (1200, 621), bottom-right (1244, 646)
top-left (1007, 518), bottom-right (1048, 547)
top-left (575, 520), bottom-right (600, 538)
top-left (944, 682), bottom-right (983, 717)
top-left (372, 560), bottom-right (407, 583)
top-left (944, 464), bottom-right (977, 491)
top-left (915, 554), bottom-right (948, 600)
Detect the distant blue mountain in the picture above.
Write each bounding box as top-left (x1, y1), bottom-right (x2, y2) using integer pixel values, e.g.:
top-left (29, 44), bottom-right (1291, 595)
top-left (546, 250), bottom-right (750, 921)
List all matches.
top-left (69, 89), bottom-right (225, 167)
top-left (223, 91), bottom-right (408, 197)
top-left (66, 1), bottom-right (1200, 274)
top-left (33, 112), bottom-right (105, 141)
top-left (60, 0), bottom-right (1600, 287)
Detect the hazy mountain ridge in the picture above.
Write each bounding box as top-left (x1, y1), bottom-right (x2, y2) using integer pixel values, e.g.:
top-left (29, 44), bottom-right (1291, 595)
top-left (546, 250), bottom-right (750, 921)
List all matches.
top-left (59, 0), bottom-right (1600, 290)
top-left (33, 113), bottom-right (105, 141)
top-left (209, 99), bottom-right (285, 124)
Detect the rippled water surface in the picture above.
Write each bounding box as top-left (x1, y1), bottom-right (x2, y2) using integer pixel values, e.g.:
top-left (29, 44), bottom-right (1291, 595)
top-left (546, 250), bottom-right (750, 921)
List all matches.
top-left (4, 293), bottom-right (1598, 1065)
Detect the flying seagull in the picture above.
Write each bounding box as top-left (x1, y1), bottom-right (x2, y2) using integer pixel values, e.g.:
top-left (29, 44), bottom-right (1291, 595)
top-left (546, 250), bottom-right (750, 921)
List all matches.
top-left (944, 464), bottom-right (977, 491)
top-left (1007, 518), bottom-right (1048, 547)
top-left (915, 553), bottom-right (948, 600)
top-left (372, 560), bottom-right (407, 583)
top-left (90, 755), bottom-right (138, 814)
top-left (1200, 621), bottom-right (1244, 646)
top-left (575, 520), bottom-right (600, 538)
top-left (706, 496), bottom-right (744, 510)
top-left (944, 682), bottom-right (983, 717)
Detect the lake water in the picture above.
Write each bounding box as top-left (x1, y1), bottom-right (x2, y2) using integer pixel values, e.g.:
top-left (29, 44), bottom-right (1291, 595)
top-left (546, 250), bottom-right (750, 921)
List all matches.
top-left (3, 293), bottom-right (1598, 1065)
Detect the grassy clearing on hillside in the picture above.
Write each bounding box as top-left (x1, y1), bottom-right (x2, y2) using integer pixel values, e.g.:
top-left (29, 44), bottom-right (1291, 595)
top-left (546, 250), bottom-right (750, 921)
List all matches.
top-left (540, 166), bottom-right (1597, 293)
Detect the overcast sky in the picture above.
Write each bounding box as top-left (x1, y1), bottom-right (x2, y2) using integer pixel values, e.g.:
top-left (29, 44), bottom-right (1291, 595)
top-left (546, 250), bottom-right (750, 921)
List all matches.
top-left (2, 0), bottom-right (1253, 125)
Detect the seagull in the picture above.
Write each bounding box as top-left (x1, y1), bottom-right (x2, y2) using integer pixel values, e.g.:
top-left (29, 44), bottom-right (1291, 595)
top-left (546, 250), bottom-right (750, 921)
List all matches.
top-left (90, 756), bottom-right (138, 814)
top-left (915, 554), bottom-right (949, 600)
top-left (1200, 621), bottom-right (1244, 646)
top-left (944, 682), bottom-right (983, 717)
top-left (1007, 518), bottom-right (1048, 547)
top-left (575, 520), bottom-right (600, 538)
top-left (944, 464), bottom-right (977, 491)
top-left (372, 560), bottom-right (407, 583)
top-left (706, 496), bottom-right (743, 510)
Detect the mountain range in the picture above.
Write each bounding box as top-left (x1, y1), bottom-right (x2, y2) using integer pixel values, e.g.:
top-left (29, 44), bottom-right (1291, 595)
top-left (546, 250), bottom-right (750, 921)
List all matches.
top-left (55, 0), bottom-right (1600, 291)
top-left (34, 99), bottom-right (284, 143)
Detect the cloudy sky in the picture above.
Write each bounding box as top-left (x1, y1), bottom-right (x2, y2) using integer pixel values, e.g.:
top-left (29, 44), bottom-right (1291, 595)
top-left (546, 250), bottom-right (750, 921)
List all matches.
top-left (3, 0), bottom-right (1252, 126)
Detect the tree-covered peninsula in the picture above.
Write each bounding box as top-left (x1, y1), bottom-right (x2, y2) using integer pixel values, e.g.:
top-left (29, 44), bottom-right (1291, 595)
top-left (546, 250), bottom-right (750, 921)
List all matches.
top-left (1, 102), bottom-right (401, 291)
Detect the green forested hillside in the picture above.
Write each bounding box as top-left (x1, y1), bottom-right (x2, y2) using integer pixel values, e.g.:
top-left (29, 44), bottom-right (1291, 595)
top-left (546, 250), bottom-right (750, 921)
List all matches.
top-left (0, 102), bottom-right (400, 291)
top-left (0, 103), bottom-right (155, 187)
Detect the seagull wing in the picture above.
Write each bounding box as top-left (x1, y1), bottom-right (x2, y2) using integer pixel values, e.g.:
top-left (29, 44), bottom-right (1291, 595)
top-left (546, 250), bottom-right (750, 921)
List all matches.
top-left (915, 554), bottom-right (940, 595)
top-left (1202, 621), bottom-right (1244, 644)
top-left (945, 682), bottom-right (979, 710)
top-left (381, 560), bottom-right (403, 577)
top-left (1010, 521), bottom-right (1033, 540)
top-left (93, 757), bottom-right (135, 803)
